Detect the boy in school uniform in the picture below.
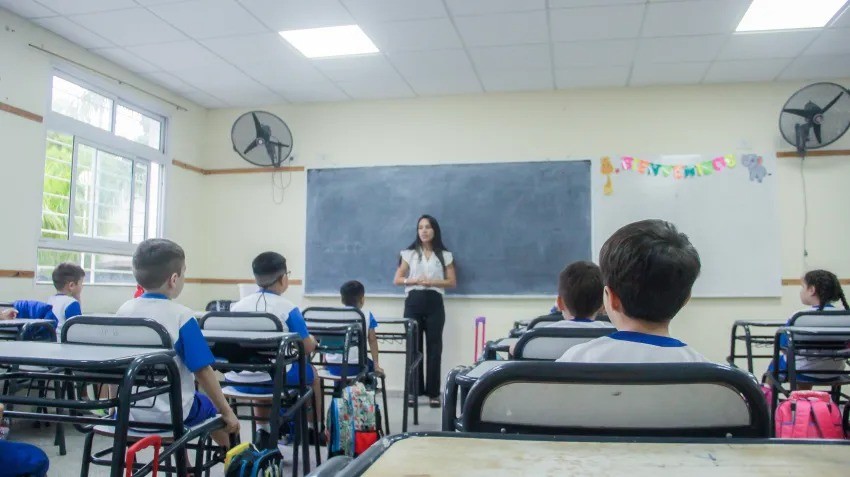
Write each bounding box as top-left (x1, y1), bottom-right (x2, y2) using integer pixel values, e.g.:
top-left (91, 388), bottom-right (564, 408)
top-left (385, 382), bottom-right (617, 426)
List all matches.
top-left (325, 280), bottom-right (383, 376)
top-left (545, 261), bottom-right (613, 329)
top-left (228, 251), bottom-right (319, 446)
top-left (46, 262), bottom-right (85, 337)
top-left (117, 239), bottom-right (239, 447)
top-left (557, 220), bottom-right (708, 363)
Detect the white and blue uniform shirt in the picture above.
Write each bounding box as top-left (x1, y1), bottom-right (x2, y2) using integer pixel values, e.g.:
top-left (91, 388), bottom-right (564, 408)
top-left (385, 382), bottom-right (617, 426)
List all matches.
top-left (229, 290), bottom-right (310, 338)
top-left (326, 309), bottom-right (378, 365)
top-left (401, 248), bottom-right (453, 295)
top-left (557, 331), bottom-right (709, 363)
top-left (116, 293), bottom-right (215, 424)
top-left (779, 304), bottom-right (846, 376)
top-left (46, 294), bottom-right (81, 337)
top-left (544, 318), bottom-right (614, 329)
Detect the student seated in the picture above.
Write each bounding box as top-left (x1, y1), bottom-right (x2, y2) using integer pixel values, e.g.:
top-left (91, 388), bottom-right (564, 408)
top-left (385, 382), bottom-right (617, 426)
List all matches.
top-left (325, 280), bottom-right (384, 377)
top-left (0, 308), bottom-right (17, 320)
top-left (557, 219), bottom-right (708, 363)
top-left (117, 239), bottom-right (239, 447)
top-left (0, 404), bottom-right (49, 477)
top-left (545, 261), bottom-right (613, 329)
top-left (46, 262), bottom-right (85, 337)
top-left (228, 251), bottom-right (319, 446)
top-left (769, 269), bottom-right (849, 389)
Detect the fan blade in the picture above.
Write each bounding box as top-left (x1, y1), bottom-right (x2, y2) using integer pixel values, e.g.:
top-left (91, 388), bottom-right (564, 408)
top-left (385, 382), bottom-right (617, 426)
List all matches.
top-left (242, 138), bottom-right (260, 155)
top-left (814, 123), bottom-right (822, 144)
top-left (264, 140), bottom-right (277, 164)
top-left (821, 91), bottom-right (845, 113)
top-left (782, 108), bottom-right (809, 118)
top-left (251, 112), bottom-right (263, 137)
top-left (269, 140), bottom-right (291, 148)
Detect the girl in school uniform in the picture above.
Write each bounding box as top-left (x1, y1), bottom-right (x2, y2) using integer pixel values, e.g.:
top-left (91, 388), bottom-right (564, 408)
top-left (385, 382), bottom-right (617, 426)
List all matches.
top-left (393, 215), bottom-right (456, 408)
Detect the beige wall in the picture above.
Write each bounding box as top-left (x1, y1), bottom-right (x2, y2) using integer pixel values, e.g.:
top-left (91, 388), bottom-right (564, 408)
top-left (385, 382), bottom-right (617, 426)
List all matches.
top-left (0, 8), bottom-right (209, 312)
top-left (198, 81), bottom-right (850, 385)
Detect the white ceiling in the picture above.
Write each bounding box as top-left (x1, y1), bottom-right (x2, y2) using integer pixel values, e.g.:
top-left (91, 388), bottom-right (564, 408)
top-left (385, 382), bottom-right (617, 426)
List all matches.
top-left (3, 0), bottom-right (850, 108)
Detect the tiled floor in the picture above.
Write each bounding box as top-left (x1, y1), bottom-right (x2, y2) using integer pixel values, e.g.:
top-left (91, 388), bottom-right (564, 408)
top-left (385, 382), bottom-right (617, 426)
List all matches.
top-left (4, 393), bottom-right (441, 477)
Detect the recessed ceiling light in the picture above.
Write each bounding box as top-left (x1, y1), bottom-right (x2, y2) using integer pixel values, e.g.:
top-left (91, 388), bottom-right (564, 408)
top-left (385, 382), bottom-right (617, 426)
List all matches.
top-left (279, 25), bottom-right (379, 59)
top-left (736, 0), bottom-right (848, 32)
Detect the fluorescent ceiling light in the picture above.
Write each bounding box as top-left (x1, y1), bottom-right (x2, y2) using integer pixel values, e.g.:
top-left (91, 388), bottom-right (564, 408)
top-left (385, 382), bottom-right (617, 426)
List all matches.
top-left (736, 0), bottom-right (847, 31)
top-left (279, 25), bottom-right (379, 58)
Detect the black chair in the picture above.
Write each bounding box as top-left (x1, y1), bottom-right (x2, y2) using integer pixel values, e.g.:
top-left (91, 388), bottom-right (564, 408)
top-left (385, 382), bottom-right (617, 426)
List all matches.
top-left (204, 300), bottom-right (234, 312)
top-left (513, 327), bottom-right (615, 361)
top-left (460, 362), bottom-right (770, 438)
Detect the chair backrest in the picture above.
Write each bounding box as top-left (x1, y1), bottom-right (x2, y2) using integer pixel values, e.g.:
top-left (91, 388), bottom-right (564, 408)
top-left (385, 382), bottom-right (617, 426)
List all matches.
top-left (199, 311), bottom-right (282, 331)
top-left (302, 307), bottom-right (367, 363)
top-left (513, 327), bottom-right (615, 360)
top-left (461, 362), bottom-right (769, 438)
top-left (526, 313), bottom-right (561, 330)
top-left (205, 300), bottom-right (233, 312)
top-left (787, 310), bottom-right (850, 343)
top-left (61, 315), bottom-right (171, 348)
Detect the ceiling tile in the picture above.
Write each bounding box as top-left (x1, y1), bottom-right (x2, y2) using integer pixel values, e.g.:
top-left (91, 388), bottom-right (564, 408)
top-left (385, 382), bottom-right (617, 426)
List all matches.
top-left (635, 35), bottom-right (726, 63)
top-left (555, 65), bottom-right (630, 88)
top-left (127, 40), bottom-right (228, 70)
top-left (244, 60), bottom-right (334, 92)
top-left (454, 10), bottom-right (548, 47)
top-left (364, 18), bottom-right (462, 52)
top-left (170, 63), bottom-right (269, 94)
top-left (803, 29), bottom-right (850, 56)
top-left (238, 0), bottom-right (354, 30)
top-left (549, 4), bottom-right (644, 42)
top-left (719, 31), bottom-right (821, 60)
top-left (470, 44), bottom-right (551, 71)
top-left (445, 0), bottom-right (545, 16)
top-left (553, 39), bottom-right (636, 67)
top-left (341, 0), bottom-right (447, 23)
top-left (478, 69), bottom-right (552, 92)
top-left (180, 89), bottom-right (228, 109)
top-left (134, 0), bottom-right (187, 4)
top-left (703, 58), bottom-right (791, 83)
top-left (312, 55), bottom-right (401, 82)
top-left (388, 49), bottom-right (482, 95)
top-left (550, 0), bottom-right (644, 7)
top-left (143, 71), bottom-right (198, 93)
top-left (629, 62), bottom-right (710, 86)
top-left (0, 0), bottom-right (57, 18)
top-left (335, 76), bottom-right (415, 100)
top-left (833, 8), bottom-right (850, 27)
top-left (779, 54), bottom-right (850, 81)
top-left (218, 90), bottom-right (285, 108)
top-left (33, 17), bottom-right (113, 48)
top-left (642, 0), bottom-right (751, 37)
top-left (148, 0), bottom-right (267, 39)
top-left (70, 8), bottom-right (187, 46)
top-left (35, 0), bottom-right (136, 15)
top-left (201, 33), bottom-right (300, 68)
top-left (90, 47), bottom-right (160, 73)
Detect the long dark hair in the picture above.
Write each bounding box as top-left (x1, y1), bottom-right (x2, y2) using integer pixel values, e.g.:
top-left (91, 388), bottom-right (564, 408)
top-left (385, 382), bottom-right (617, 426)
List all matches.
top-left (804, 270), bottom-right (849, 310)
top-left (405, 214), bottom-right (450, 273)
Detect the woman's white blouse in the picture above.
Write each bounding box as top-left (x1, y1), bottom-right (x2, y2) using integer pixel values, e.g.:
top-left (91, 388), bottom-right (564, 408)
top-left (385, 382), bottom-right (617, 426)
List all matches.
top-left (400, 248), bottom-right (453, 295)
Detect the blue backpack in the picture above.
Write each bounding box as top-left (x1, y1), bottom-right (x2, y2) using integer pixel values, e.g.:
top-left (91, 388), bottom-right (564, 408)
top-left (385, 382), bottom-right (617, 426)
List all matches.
top-left (224, 443), bottom-right (281, 477)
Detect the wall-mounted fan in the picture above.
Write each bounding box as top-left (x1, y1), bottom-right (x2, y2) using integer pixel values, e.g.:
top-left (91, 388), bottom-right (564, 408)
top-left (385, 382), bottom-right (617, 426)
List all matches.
top-left (231, 111), bottom-right (293, 167)
top-left (780, 82), bottom-right (850, 156)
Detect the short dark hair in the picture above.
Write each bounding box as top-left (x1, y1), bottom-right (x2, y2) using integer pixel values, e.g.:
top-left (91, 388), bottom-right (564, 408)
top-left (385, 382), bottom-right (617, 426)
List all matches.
top-left (133, 239), bottom-right (185, 290)
top-left (252, 252), bottom-right (287, 288)
top-left (340, 280), bottom-right (365, 307)
top-left (600, 219), bottom-right (701, 323)
top-left (52, 262), bottom-right (85, 290)
top-left (558, 261), bottom-right (603, 318)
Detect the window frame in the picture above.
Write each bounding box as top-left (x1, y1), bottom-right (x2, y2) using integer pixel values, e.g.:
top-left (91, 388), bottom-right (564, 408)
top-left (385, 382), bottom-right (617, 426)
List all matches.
top-left (37, 68), bottom-right (171, 284)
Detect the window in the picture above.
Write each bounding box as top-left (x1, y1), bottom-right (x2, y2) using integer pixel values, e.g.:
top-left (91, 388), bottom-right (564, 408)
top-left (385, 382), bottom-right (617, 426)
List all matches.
top-left (39, 73), bottom-right (167, 285)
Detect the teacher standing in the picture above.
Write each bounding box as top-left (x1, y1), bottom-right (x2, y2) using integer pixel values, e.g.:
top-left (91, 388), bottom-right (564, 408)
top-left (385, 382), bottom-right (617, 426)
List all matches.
top-left (393, 214), bottom-right (456, 408)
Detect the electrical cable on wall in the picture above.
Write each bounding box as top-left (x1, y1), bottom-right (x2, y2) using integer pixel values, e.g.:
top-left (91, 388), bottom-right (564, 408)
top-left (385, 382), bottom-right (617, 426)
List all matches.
top-left (800, 156), bottom-right (809, 268)
top-left (271, 168), bottom-right (293, 205)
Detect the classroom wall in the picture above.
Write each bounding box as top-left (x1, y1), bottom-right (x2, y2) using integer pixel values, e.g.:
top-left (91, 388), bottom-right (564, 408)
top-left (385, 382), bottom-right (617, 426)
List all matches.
top-left (197, 80), bottom-right (850, 387)
top-left (0, 8), bottom-right (210, 312)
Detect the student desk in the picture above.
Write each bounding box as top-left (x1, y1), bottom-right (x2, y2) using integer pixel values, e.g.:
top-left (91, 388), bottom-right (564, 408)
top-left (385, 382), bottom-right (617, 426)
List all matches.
top-left (0, 318), bottom-right (55, 341)
top-left (768, 326), bottom-right (850, 400)
top-left (201, 328), bottom-right (316, 474)
top-left (726, 320), bottom-right (785, 373)
top-left (482, 337), bottom-right (518, 359)
top-left (0, 341), bottom-right (184, 477)
top-left (333, 433), bottom-right (850, 476)
top-left (374, 318), bottom-right (423, 432)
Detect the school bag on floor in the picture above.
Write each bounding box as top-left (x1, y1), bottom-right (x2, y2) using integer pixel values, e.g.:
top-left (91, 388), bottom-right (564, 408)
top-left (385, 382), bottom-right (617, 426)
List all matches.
top-left (775, 391), bottom-right (845, 439)
top-left (224, 442), bottom-right (282, 477)
top-left (325, 381), bottom-right (383, 457)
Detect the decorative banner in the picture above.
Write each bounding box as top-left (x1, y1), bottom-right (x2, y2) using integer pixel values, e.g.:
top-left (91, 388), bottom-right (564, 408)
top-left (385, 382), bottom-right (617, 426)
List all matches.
top-left (600, 156), bottom-right (615, 195)
top-left (620, 155), bottom-right (738, 180)
top-left (741, 154), bottom-right (771, 183)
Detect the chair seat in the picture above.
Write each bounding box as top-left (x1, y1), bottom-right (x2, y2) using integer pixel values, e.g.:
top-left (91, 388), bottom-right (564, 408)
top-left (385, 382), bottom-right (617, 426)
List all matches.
top-left (92, 416), bottom-right (220, 441)
top-left (222, 386), bottom-right (273, 400)
top-left (18, 365), bottom-right (51, 372)
top-left (315, 367), bottom-right (359, 383)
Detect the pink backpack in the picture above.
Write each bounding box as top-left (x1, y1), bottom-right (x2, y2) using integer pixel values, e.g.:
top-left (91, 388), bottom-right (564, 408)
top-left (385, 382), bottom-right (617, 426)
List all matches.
top-left (775, 391), bottom-right (845, 439)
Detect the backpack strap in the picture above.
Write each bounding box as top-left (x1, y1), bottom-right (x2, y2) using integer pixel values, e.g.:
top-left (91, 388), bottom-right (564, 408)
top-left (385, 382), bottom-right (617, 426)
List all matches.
top-left (791, 399), bottom-right (812, 438)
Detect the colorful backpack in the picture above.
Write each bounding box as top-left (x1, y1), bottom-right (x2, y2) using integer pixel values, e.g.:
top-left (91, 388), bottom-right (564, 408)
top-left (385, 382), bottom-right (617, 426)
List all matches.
top-left (775, 391), bottom-right (845, 439)
top-left (224, 442), bottom-right (282, 477)
top-left (326, 381), bottom-right (382, 457)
